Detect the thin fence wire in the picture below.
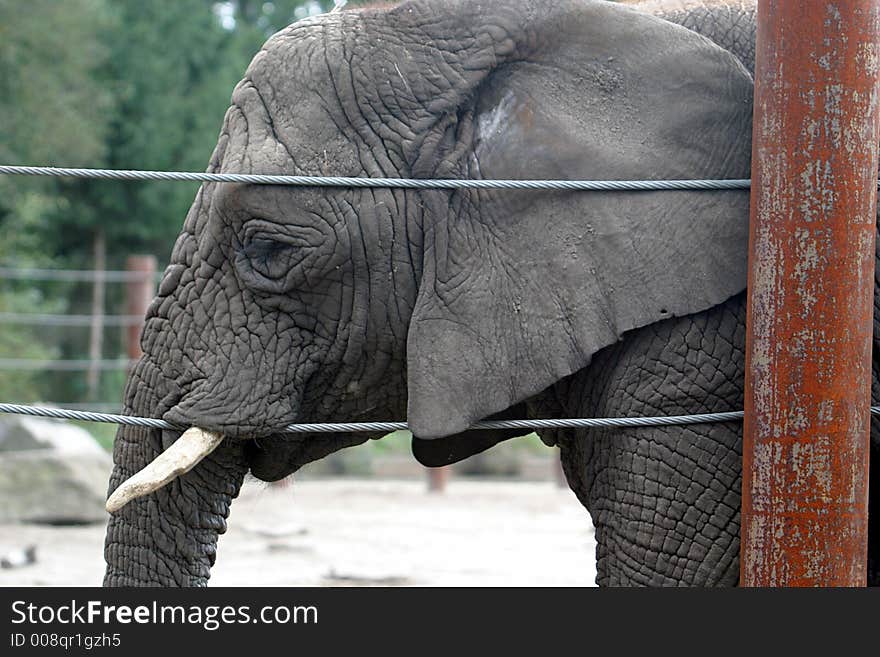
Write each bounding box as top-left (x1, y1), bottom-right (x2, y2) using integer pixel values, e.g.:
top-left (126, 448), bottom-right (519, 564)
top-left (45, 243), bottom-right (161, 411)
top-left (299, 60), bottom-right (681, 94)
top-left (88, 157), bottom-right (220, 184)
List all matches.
top-left (0, 402), bottom-right (750, 433)
top-left (0, 164), bottom-right (754, 191)
top-left (3, 401), bottom-right (880, 434)
top-left (0, 266), bottom-right (159, 283)
top-left (0, 165), bottom-right (874, 435)
top-left (18, 402), bottom-right (123, 413)
top-left (0, 312), bottom-right (143, 327)
top-left (0, 359), bottom-right (135, 371)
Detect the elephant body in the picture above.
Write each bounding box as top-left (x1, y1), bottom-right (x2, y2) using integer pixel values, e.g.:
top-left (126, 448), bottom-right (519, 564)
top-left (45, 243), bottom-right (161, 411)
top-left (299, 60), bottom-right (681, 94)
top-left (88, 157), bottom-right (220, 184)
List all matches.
top-left (621, 0), bottom-right (880, 586)
top-left (103, 0), bottom-right (879, 586)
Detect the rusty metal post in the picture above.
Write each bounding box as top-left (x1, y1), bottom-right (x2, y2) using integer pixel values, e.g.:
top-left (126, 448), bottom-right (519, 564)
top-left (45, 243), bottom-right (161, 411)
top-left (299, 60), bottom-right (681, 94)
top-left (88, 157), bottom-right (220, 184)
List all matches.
top-left (125, 255), bottom-right (157, 361)
top-left (742, 1), bottom-right (880, 586)
top-left (427, 466), bottom-right (449, 493)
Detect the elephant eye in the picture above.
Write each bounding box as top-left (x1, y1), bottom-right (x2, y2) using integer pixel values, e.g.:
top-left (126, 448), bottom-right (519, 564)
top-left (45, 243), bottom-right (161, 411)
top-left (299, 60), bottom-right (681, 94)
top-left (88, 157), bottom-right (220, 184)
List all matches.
top-left (235, 234), bottom-right (298, 289)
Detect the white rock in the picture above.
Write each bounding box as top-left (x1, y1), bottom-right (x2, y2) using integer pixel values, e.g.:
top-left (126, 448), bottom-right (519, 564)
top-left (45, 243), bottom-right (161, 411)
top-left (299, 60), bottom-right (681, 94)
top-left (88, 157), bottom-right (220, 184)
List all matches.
top-left (0, 415), bottom-right (107, 455)
top-left (0, 416), bottom-right (112, 524)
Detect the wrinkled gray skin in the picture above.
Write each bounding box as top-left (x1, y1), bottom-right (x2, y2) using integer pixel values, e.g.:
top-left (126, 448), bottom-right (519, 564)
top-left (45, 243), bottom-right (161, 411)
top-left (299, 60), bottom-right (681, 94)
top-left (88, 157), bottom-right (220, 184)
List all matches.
top-left (103, 0), bottom-right (878, 586)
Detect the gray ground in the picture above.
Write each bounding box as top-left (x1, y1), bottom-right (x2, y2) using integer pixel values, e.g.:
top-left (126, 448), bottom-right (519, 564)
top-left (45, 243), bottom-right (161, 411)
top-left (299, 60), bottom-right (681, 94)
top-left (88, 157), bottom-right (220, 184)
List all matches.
top-left (0, 478), bottom-right (597, 586)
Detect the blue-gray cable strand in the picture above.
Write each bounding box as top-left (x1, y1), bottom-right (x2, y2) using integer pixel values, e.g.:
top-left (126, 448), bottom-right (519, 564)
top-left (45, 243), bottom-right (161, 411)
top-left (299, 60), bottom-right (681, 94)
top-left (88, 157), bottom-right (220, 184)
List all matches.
top-left (0, 404), bottom-right (175, 430)
top-left (0, 312), bottom-right (144, 327)
top-left (0, 165), bottom-right (753, 191)
top-left (0, 359), bottom-right (136, 371)
top-left (0, 402), bottom-right (742, 432)
top-left (0, 266), bottom-right (160, 283)
top-left (6, 402), bottom-right (880, 434)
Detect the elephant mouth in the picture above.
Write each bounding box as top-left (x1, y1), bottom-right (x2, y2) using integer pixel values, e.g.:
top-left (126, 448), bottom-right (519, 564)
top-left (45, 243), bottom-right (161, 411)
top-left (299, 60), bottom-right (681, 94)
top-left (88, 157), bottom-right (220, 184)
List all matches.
top-left (244, 429), bottom-right (372, 482)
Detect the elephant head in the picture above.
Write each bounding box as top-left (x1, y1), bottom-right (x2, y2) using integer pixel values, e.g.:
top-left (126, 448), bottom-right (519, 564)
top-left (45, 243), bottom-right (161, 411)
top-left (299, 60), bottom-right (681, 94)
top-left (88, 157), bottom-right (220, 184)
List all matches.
top-left (103, 0), bottom-right (752, 586)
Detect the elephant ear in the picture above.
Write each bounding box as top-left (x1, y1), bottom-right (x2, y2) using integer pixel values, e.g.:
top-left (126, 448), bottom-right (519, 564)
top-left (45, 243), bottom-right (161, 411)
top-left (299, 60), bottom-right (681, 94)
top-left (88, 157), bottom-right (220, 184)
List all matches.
top-left (399, 0), bottom-right (754, 439)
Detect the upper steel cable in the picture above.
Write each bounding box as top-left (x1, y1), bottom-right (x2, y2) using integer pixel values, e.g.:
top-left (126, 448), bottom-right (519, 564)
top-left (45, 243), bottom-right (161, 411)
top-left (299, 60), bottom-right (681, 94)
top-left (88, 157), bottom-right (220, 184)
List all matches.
top-left (0, 165), bottom-right (753, 191)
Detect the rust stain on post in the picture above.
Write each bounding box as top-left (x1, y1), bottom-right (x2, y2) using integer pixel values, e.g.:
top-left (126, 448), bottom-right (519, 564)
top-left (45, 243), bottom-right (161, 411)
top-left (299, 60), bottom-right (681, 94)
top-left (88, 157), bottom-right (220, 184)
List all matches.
top-left (742, 1), bottom-right (880, 586)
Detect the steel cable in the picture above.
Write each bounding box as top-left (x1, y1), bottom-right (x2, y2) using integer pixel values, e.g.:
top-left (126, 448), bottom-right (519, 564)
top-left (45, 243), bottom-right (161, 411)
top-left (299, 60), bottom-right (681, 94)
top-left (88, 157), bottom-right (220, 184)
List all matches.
top-left (2, 166), bottom-right (874, 435)
top-left (0, 164), bottom-right (754, 191)
top-left (2, 402), bottom-right (871, 434)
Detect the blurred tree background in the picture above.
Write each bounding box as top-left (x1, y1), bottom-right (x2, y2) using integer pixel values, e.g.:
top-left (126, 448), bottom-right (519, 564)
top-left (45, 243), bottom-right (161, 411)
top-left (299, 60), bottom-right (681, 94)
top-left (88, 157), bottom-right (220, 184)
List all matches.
top-left (0, 0), bottom-right (340, 408)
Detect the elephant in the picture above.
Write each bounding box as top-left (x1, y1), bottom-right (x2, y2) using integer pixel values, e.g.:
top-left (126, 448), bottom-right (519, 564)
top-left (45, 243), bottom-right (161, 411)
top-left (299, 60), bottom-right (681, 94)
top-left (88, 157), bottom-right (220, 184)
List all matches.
top-left (102, 0), bottom-right (879, 587)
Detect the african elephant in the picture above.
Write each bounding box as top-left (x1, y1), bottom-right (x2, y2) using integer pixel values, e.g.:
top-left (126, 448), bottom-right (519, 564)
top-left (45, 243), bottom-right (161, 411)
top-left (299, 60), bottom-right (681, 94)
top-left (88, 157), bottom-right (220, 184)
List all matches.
top-left (102, 0), bottom-right (879, 587)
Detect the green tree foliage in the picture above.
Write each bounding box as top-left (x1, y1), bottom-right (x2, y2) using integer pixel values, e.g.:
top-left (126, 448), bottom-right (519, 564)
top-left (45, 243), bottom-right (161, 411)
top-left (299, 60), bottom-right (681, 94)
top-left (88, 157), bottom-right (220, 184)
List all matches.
top-left (0, 0), bottom-right (111, 170)
top-left (9, 0), bottom-right (260, 406)
top-left (40, 0), bottom-right (338, 262)
top-left (0, 0), bottom-right (112, 400)
top-left (47, 0), bottom-right (251, 261)
top-left (1, 0), bottom-right (338, 408)
top-left (0, 0), bottom-right (112, 261)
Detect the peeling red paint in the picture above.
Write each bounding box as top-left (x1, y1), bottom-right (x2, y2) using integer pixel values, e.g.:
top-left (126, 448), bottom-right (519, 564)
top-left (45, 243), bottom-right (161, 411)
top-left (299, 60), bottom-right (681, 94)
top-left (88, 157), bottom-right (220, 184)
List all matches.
top-left (742, 2), bottom-right (880, 587)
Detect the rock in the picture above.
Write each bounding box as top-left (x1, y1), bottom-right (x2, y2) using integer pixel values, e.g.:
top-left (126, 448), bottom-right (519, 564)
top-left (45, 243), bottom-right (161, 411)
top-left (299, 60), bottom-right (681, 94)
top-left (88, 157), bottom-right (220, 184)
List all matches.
top-left (0, 416), bottom-right (112, 525)
top-left (242, 522), bottom-right (308, 538)
top-left (0, 545), bottom-right (37, 569)
top-left (0, 415), bottom-right (106, 455)
top-left (323, 569), bottom-right (414, 586)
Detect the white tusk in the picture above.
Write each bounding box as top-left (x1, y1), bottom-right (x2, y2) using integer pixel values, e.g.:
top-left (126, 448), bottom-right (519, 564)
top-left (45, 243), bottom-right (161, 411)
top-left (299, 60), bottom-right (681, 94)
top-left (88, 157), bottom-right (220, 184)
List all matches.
top-left (105, 427), bottom-right (224, 513)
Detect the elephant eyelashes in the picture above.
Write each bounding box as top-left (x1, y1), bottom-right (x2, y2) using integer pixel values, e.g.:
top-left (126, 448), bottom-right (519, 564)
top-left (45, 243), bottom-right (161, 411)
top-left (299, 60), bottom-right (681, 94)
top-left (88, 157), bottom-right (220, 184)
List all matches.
top-left (235, 235), bottom-right (299, 291)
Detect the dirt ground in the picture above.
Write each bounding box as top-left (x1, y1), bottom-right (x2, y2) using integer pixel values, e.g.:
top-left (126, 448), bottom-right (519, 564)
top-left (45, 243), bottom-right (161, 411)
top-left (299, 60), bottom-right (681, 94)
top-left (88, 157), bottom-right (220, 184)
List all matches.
top-left (0, 478), bottom-right (597, 587)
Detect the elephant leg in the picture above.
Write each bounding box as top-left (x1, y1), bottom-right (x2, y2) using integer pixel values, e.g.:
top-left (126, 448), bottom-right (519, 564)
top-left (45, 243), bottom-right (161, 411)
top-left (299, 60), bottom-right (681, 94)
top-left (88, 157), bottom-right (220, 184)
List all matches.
top-left (557, 294), bottom-right (747, 586)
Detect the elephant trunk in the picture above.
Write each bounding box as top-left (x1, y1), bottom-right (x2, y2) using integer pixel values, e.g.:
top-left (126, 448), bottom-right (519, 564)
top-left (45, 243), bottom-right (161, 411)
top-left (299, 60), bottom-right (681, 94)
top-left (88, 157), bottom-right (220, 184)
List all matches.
top-left (103, 359), bottom-right (248, 587)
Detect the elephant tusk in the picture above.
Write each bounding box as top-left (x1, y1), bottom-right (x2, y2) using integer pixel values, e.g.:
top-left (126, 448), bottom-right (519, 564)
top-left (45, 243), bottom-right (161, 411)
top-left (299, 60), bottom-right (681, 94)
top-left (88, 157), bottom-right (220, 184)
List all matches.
top-left (105, 427), bottom-right (224, 513)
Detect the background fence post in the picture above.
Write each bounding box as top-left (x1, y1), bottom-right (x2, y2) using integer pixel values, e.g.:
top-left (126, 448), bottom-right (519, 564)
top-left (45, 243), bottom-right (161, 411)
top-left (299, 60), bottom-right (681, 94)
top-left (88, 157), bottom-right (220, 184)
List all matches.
top-left (742, 1), bottom-right (880, 586)
top-left (427, 466), bottom-right (449, 493)
top-left (125, 255), bottom-right (157, 362)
